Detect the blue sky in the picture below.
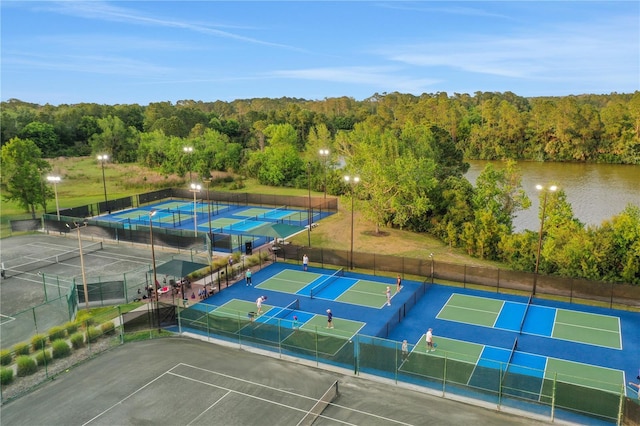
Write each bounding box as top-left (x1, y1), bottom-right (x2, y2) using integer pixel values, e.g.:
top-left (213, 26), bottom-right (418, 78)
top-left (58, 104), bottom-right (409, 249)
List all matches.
top-left (2, 1), bottom-right (638, 105)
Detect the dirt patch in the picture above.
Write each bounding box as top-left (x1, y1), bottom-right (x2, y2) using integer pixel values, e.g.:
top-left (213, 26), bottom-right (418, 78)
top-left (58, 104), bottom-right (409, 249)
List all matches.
top-left (362, 230), bottom-right (390, 237)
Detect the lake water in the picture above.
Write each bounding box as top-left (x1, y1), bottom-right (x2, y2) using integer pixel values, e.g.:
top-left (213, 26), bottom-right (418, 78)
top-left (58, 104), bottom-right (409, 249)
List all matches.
top-left (465, 161), bottom-right (640, 232)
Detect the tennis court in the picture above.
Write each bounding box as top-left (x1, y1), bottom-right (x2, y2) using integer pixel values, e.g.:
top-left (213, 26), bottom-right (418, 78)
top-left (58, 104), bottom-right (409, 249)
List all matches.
top-left (437, 293), bottom-right (622, 349)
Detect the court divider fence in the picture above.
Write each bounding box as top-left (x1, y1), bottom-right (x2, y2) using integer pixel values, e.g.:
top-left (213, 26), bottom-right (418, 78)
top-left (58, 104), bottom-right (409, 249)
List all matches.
top-left (274, 245), bottom-right (640, 310)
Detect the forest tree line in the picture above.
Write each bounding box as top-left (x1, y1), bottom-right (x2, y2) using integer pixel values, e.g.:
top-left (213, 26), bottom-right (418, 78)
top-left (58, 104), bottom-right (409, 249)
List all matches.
top-left (1, 91), bottom-right (639, 284)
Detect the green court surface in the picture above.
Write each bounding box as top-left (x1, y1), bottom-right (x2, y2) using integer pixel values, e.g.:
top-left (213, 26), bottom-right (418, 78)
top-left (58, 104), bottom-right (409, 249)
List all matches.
top-left (552, 309), bottom-right (621, 349)
top-left (335, 279), bottom-right (391, 308)
top-left (257, 270), bottom-right (319, 293)
top-left (436, 294), bottom-right (503, 327)
top-left (544, 358), bottom-right (624, 394)
top-left (437, 293), bottom-right (622, 348)
top-left (208, 218), bottom-right (240, 228)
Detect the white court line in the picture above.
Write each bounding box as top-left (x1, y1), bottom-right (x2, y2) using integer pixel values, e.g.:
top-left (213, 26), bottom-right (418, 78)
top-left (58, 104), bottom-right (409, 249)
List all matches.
top-left (187, 390), bottom-right (231, 426)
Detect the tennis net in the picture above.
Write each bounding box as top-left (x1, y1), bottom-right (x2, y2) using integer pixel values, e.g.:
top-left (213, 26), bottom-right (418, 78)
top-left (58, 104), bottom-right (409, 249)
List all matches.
top-left (260, 205), bottom-right (288, 221)
top-left (271, 299), bottom-right (300, 320)
top-left (6, 242), bottom-right (103, 277)
top-left (309, 268), bottom-right (344, 299)
top-left (519, 295), bottom-right (533, 334)
top-left (297, 380), bottom-right (339, 426)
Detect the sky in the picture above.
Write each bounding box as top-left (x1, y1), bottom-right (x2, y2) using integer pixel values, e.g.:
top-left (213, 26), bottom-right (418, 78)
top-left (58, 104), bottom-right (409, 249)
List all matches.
top-left (1, 1), bottom-right (638, 106)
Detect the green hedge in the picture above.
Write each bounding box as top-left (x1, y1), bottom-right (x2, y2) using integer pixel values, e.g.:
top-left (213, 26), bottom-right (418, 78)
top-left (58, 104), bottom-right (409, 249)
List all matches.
top-left (16, 355), bottom-right (37, 377)
top-left (101, 321), bottom-right (115, 335)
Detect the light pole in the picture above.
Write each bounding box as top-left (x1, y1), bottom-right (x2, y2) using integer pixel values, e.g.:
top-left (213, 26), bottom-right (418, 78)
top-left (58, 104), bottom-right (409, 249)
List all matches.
top-left (97, 154), bottom-right (109, 213)
top-left (319, 149), bottom-right (330, 199)
top-left (67, 222), bottom-right (89, 310)
top-left (183, 146), bottom-right (194, 181)
top-left (47, 175), bottom-right (61, 220)
top-left (429, 253), bottom-right (434, 284)
top-left (533, 184), bottom-right (557, 295)
top-left (190, 183), bottom-right (201, 237)
top-left (203, 178), bottom-right (213, 263)
top-left (307, 162), bottom-right (312, 247)
top-left (149, 210), bottom-right (160, 331)
top-left (344, 175), bottom-right (360, 269)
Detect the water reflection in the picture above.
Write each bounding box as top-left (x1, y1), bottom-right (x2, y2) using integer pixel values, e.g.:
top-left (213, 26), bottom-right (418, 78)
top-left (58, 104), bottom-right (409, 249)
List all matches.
top-left (465, 161), bottom-right (640, 232)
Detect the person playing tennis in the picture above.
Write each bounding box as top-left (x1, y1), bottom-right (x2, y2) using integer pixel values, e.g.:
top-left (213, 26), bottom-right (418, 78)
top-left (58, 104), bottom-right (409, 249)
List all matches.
top-left (326, 309), bottom-right (334, 329)
top-left (385, 286), bottom-right (391, 306)
top-left (256, 295), bottom-right (267, 315)
top-left (426, 328), bottom-right (435, 352)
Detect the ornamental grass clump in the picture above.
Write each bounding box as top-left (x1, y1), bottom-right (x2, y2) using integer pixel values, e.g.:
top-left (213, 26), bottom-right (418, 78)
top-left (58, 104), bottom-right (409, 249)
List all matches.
top-left (86, 326), bottom-right (102, 343)
top-left (0, 349), bottom-right (12, 366)
top-left (35, 349), bottom-right (52, 366)
top-left (0, 367), bottom-right (14, 385)
top-left (70, 332), bottom-right (85, 349)
top-left (64, 321), bottom-right (79, 335)
top-left (31, 334), bottom-right (48, 352)
top-left (16, 355), bottom-right (37, 377)
top-left (100, 321), bottom-right (115, 335)
top-left (51, 339), bottom-right (71, 359)
top-left (48, 325), bottom-right (67, 342)
top-left (13, 342), bottom-right (30, 356)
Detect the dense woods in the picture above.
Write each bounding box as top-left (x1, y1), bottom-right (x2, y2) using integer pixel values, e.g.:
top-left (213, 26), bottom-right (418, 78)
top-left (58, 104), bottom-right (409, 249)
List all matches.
top-left (1, 91), bottom-right (639, 284)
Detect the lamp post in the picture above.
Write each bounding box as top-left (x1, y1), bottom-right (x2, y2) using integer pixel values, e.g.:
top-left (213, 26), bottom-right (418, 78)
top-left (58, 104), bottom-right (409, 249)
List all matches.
top-left (67, 222), bottom-right (89, 310)
top-left (533, 185), bottom-right (557, 295)
top-left (429, 253), bottom-right (434, 284)
top-left (344, 175), bottom-right (360, 269)
top-left (183, 146), bottom-right (194, 181)
top-left (47, 175), bottom-right (61, 220)
top-left (97, 154), bottom-right (109, 213)
top-left (190, 183), bottom-right (201, 237)
top-left (319, 149), bottom-right (330, 199)
top-left (203, 178), bottom-right (213, 263)
top-left (307, 162), bottom-right (312, 247)
top-left (149, 210), bottom-right (160, 331)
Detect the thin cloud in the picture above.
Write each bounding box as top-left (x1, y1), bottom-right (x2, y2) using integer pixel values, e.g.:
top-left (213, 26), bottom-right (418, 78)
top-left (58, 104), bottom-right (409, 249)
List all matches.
top-left (34, 1), bottom-right (305, 51)
top-left (377, 2), bottom-right (512, 20)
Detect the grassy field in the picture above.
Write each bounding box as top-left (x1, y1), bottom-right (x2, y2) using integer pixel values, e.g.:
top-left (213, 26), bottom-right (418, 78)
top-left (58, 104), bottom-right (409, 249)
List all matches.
top-left (0, 157), bottom-right (500, 268)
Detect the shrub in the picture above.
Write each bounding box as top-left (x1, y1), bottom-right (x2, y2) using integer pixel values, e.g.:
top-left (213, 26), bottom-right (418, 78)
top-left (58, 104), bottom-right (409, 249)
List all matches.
top-left (31, 334), bottom-right (48, 352)
top-left (16, 355), bottom-right (37, 377)
top-left (13, 342), bottom-right (30, 356)
top-left (64, 321), bottom-right (79, 335)
top-left (35, 349), bottom-right (52, 366)
top-left (0, 367), bottom-right (14, 385)
top-left (86, 326), bottom-right (102, 343)
top-left (100, 321), bottom-right (115, 335)
top-left (51, 339), bottom-right (71, 359)
top-left (48, 325), bottom-right (66, 342)
top-left (70, 332), bottom-right (85, 349)
top-left (0, 349), bottom-right (12, 366)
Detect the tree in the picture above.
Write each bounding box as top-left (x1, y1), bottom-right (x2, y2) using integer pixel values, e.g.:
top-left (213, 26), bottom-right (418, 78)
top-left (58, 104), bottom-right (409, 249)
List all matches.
top-left (90, 115), bottom-right (139, 163)
top-left (19, 122), bottom-right (59, 157)
top-left (0, 138), bottom-right (51, 218)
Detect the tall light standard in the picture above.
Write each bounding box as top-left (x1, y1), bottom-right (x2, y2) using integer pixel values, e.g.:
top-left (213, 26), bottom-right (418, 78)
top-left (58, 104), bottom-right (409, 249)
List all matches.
top-left (183, 146), bottom-right (194, 181)
top-left (190, 183), bottom-right (201, 237)
top-left (67, 222), bottom-right (89, 310)
top-left (149, 210), bottom-right (160, 331)
top-left (307, 162), bottom-right (312, 247)
top-left (533, 184), bottom-right (557, 295)
top-left (319, 149), bottom-right (330, 199)
top-left (429, 253), bottom-right (434, 284)
top-left (203, 178), bottom-right (213, 263)
top-left (47, 175), bottom-right (61, 220)
top-left (344, 175), bottom-right (360, 269)
top-left (97, 154), bottom-right (109, 213)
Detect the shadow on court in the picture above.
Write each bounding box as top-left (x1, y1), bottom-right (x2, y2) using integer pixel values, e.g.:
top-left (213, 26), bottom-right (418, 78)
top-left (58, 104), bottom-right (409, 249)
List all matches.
top-left (1, 337), bottom-right (550, 425)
